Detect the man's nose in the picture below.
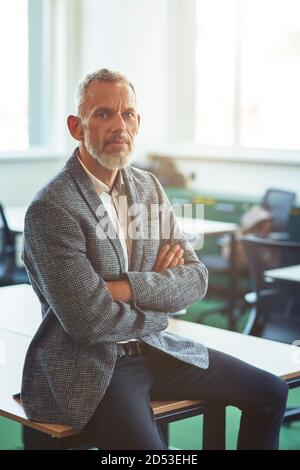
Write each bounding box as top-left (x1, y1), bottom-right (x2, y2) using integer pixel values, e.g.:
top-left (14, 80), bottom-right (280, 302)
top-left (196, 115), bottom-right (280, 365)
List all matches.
top-left (111, 113), bottom-right (126, 133)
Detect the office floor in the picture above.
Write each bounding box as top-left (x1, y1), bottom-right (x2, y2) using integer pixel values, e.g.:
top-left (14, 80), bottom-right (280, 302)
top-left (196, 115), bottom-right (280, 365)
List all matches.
top-left (169, 402), bottom-right (300, 450)
top-left (0, 299), bottom-right (299, 450)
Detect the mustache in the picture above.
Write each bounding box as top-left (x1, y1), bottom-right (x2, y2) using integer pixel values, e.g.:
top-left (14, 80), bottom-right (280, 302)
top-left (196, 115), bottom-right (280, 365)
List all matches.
top-left (105, 134), bottom-right (130, 145)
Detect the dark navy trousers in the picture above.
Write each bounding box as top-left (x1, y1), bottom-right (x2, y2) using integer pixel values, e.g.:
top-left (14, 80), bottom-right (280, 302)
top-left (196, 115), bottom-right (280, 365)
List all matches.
top-left (84, 345), bottom-right (288, 450)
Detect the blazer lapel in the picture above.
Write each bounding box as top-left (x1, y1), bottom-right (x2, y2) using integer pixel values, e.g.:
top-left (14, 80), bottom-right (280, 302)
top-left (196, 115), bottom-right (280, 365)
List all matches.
top-left (66, 149), bottom-right (126, 272)
top-left (121, 166), bottom-right (145, 272)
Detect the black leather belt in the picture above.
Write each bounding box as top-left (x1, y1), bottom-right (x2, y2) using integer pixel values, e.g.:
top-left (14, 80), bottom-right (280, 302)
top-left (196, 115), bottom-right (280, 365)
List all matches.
top-left (117, 341), bottom-right (144, 357)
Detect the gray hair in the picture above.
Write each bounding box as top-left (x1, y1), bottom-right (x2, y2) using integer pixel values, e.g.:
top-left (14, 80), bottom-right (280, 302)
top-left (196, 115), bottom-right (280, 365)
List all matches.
top-left (75, 68), bottom-right (136, 115)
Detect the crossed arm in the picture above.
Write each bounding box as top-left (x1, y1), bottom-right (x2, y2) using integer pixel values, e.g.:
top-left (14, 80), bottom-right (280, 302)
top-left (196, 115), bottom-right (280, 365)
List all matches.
top-left (106, 243), bottom-right (184, 302)
top-left (105, 172), bottom-right (208, 312)
top-left (23, 193), bottom-right (207, 345)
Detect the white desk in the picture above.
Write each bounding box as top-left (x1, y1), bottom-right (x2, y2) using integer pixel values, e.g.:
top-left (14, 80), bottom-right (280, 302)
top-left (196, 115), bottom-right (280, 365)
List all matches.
top-left (6, 206), bottom-right (237, 238)
top-left (0, 284), bottom-right (299, 382)
top-left (176, 215), bottom-right (238, 329)
top-left (0, 329), bottom-right (31, 404)
top-left (168, 318), bottom-right (300, 382)
top-left (175, 216), bottom-right (237, 251)
top-left (4, 209), bottom-right (239, 331)
top-left (0, 285), bottom-right (41, 336)
top-left (4, 208), bottom-right (239, 327)
top-left (176, 216), bottom-right (237, 238)
top-left (5, 206), bottom-right (27, 234)
top-left (0, 284), bottom-right (299, 448)
top-left (265, 265), bottom-right (300, 284)
top-left (6, 206), bottom-right (238, 274)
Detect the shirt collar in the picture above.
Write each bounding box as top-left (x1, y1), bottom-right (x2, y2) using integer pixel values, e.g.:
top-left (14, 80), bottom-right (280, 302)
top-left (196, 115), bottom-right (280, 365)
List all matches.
top-left (77, 154), bottom-right (124, 196)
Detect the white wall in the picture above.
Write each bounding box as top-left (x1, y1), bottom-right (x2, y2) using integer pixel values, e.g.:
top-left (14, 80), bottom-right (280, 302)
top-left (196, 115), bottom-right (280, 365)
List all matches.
top-left (79, 0), bottom-right (300, 201)
top-left (1, 0), bottom-right (299, 208)
top-left (0, 0), bottom-right (172, 207)
top-left (174, 158), bottom-right (300, 203)
top-left (0, 157), bottom-right (64, 207)
top-left (80, 0), bottom-right (170, 163)
top-left (0, 0), bottom-right (79, 208)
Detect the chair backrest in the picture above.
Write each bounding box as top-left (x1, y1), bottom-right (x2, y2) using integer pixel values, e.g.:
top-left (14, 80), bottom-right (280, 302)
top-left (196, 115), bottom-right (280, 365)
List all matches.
top-left (241, 235), bottom-right (300, 343)
top-left (0, 204), bottom-right (15, 282)
top-left (0, 205), bottom-right (7, 256)
top-left (0, 204), bottom-right (14, 247)
top-left (261, 188), bottom-right (296, 232)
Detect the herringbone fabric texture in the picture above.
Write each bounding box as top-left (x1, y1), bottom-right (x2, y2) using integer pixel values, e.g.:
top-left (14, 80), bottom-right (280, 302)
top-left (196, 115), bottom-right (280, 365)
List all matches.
top-left (21, 149), bottom-right (208, 430)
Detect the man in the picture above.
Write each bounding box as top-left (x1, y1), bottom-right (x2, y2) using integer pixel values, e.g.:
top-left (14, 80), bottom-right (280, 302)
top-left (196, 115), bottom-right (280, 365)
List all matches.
top-left (21, 68), bottom-right (288, 450)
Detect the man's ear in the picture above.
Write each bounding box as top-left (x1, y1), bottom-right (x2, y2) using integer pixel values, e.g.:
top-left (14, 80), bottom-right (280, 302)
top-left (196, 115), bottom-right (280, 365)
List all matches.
top-left (67, 115), bottom-right (84, 141)
top-left (136, 114), bottom-right (141, 133)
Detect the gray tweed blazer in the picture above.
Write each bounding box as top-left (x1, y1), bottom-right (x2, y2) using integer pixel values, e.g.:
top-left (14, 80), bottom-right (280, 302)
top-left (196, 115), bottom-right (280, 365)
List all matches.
top-left (21, 148), bottom-right (209, 430)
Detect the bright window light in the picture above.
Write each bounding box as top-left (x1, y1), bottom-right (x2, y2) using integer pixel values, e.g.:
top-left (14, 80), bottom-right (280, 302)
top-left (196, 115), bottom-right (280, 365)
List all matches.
top-left (195, 0), bottom-right (300, 150)
top-left (0, 0), bottom-right (29, 151)
top-left (195, 0), bottom-right (237, 147)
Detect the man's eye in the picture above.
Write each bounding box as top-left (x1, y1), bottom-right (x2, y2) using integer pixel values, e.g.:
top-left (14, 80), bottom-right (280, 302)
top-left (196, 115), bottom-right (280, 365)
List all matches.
top-left (123, 112), bottom-right (135, 119)
top-left (97, 111), bottom-right (108, 118)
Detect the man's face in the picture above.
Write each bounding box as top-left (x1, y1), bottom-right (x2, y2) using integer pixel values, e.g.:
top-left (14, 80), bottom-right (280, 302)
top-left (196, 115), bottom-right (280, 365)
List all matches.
top-left (79, 80), bottom-right (140, 170)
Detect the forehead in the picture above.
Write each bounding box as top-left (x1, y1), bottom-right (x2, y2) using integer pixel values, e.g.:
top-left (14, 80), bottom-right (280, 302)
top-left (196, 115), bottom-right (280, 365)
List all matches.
top-left (81, 80), bottom-right (137, 114)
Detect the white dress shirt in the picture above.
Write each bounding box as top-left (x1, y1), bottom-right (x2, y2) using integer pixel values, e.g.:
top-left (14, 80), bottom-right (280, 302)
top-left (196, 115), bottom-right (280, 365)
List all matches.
top-left (77, 155), bottom-right (132, 270)
top-left (77, 155), bottom-right (138, 345)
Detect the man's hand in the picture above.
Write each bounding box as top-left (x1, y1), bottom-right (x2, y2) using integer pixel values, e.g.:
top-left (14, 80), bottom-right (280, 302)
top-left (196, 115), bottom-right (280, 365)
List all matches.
top-left (106, 280), bottom-right (132, 302)
top-left (153, 243), bottom-right (184, 272)
top-left (106, 244), bottom-right (184, 302)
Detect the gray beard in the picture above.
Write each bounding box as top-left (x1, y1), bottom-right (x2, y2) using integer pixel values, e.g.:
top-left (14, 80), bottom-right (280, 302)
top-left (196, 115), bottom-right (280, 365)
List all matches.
top-left (85, 138), bottom-right (134, 170)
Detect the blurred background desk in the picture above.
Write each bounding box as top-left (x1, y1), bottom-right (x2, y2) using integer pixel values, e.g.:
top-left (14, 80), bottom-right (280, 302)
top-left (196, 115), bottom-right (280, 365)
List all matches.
top-left (265, 265), bottom-right (300, 284)
top-left (5, 206), bottom-right (240, 328)
top-left (5, 206), bottom-right (26, 234)
top-left (176, 216), bottom-right (238, 330)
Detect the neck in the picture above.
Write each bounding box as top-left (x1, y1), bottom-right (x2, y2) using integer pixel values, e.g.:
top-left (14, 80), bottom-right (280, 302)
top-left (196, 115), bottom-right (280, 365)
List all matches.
top-left (78, 145), bottom-right (118, 189)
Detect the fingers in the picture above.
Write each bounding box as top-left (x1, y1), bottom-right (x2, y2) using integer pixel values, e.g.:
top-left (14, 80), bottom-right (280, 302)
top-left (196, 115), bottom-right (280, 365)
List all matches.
top-left (154, 243), bottom-right (185, 272)
top-left (168, 247), bottom-right (184, 268)
top-left (158, 244), bottom-right (181, 271)
top-left (153, 243), bottom-right (170, 272)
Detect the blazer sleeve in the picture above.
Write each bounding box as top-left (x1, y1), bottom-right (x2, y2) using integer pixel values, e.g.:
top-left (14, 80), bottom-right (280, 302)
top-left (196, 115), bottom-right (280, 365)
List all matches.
top-left (22, 200), bottom-right (168, 346)
top-left (125, 173), bottom-right (208, 313)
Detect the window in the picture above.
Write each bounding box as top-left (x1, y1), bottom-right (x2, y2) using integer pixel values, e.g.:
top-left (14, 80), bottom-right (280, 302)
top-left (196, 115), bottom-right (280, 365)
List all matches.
top-left (0, 0), bottom-right (29, 150)
top-left (195, 0), bottom-right (300, 151)
top-left (0, 0), bottom-right (47, 153)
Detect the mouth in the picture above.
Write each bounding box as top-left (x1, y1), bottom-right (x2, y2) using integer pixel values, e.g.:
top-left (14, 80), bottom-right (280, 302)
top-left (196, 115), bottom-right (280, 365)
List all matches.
top-left (105, 139), bottom-right (129, 149)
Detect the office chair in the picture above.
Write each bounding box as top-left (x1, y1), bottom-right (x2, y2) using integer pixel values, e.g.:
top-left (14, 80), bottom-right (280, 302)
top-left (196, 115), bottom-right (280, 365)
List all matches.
top-left (0, 203), bottom-right (28, 286)
top-left (262, 188), bottom-right (296, 234)
top-left (200, 188), bottom-right (296, 325)
top-left (242, 235), bottom-right (300, 424)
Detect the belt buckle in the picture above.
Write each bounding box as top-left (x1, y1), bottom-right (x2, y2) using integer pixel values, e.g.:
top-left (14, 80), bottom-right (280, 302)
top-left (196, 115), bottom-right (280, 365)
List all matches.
top-left (117, 344), bottom-right (126, 357)
top-left (136, 342), bottom-right (142, 355)
top-left (124, 342), bottom-right (131, 356)
top-left (117, 341), bottom-right (142, 358)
